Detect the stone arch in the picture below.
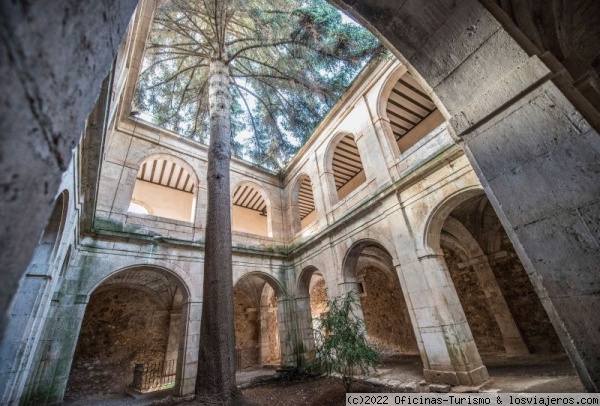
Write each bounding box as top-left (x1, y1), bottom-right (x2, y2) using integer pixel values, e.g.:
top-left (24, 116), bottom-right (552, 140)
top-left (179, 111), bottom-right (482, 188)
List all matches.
top-left (377, 62), bottom-right (446, 154)
top-left (297, 266), bottom-right (322, 299)
top-left (28, 189), bottom-right (69, 275)
top-left (290, 173), bottom-right (317, 234)
top-left (423, 186), bottom-right (486, 255)
top-left (134, 153), bottom-right (200, 188)
top-left (323, 131), bottom-right (367, 204)
top-left (66, 265), bottom-right (192, 401)
top-left (231, 180), bottom-right (273, 237)
top-left (340, 238), bottom-right (420, 354)
top-left (437, 195), bottom-right (564, 357)
top-left (129, 153), bottom-right (199, 223)
top-left (88, 264), bottom-right (192, 301)
top-left (233, 271), bottom-right (287, 368)
top-left (341, 236), bottom-right (400, 283)
top-left (377, 63), bottom-right (408, 121)
top-left (343, 238), bottom-right (419, 355)
top-left (233, 271), bottom-right (285, 299)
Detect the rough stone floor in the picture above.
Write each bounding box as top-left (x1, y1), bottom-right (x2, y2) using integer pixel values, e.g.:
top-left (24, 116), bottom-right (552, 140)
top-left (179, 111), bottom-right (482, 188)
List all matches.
top-left (63, 354), bottom-right (583, 405)
top-left (368, 353), bottom-right (583, 393)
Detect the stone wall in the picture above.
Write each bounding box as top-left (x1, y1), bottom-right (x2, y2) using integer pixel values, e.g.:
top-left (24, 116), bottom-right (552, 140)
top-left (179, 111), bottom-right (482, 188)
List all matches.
top-left (267, 293), bottom-right (280, 363)
top-left (234, 291), bottom-right (259, 369)
top-left (358, 267), bottom-right (418, 353)
top-left (442, 247), bottom-right (505, 354)
top-left (65, 288), bottom-right (169, 402)
top-left (309, 279), bottom-right (328, 318)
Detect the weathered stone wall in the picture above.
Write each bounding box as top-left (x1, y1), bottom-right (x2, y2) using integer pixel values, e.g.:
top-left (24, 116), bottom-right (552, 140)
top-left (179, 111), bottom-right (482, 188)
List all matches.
top-left (267, 293), bottom-right (280, 363)
top-left (0, 0), bottom-right (138, 344)
top-left (234, 291), bottom-right (259, 369)
top-left (358, 268), bottom-right (418, 353)
top-left (65, 288), bottom-right (169, 401)
top-left (309, 279), bottom-right (328, 318)
top-left (442, 247), bottom-right (504, 354)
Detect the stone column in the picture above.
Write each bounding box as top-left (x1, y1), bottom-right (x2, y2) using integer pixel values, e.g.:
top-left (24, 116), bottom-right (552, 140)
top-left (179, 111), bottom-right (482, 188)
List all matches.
top-left (464, 255), bottom-right (529, 355)
top-left (175, 301), bottom-right (201, 397)
top-left (353, 100), bottom-right (394, 188)
top-left (0, 275), bottom-right (53, 405)
top-left (18, 292), bottom-right (88, 405)
top-left (293, 296), bottom-right (315, 365)
top-left (412, 254), bottom-right (489, 386)
top-left (164, 310), bottom-right (181, 376)
top-left (455, 58), bottom-right (600, 390)
top-left (259, 305), bottom-right (270, 365)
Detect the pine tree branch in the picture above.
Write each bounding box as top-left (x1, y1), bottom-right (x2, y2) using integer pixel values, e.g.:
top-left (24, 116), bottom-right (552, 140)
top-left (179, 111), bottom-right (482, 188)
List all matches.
top-left (231, 83), bottom-right (265, 156)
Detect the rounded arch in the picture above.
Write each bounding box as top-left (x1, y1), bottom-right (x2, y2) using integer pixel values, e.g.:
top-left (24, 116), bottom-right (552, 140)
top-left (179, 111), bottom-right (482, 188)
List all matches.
top-left (231, 180), bottom-right (273, 237)
top-left (377, 63), bottom-right (408, 121)
top-left (30, 189), bottom-right (70, 274)
top-left (340, 237), bottom-right (421, 355)
top-left (233, 271), bottom-right (285, 299)
top-left (341, 237), bottom-right (398, 282)
top-left (323, 131), bottom-right (366, 204)
top-left (130, 153), bottom-right (199, 223)
top-left (297, 266), bottom-right (322, 298)
top-left (232, 180), bottom-right (272, 211)
top-left (88, 264), bottom-right (192, 301)
top-left (342, 235), bottom-right (398, 282)
top-left (376, 61), bottom-right (446, 154)
top-left (69, 264), bottom-right (193, 399)
top-left (323, 131), bottom-right (359, 176)
top-left (423, 186), bottom-right (486, 255)
top-left (290, 173), bottom-right (317, 234)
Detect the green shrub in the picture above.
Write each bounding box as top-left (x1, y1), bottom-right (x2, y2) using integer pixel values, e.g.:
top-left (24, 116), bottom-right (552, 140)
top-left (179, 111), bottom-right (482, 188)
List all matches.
top-left (311, 291), bottom-right (379, 392)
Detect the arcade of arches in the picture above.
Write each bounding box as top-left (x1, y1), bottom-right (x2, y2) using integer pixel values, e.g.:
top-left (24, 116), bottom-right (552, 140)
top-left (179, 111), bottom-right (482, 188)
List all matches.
top-left (1, 0), bottom-right (599, 404)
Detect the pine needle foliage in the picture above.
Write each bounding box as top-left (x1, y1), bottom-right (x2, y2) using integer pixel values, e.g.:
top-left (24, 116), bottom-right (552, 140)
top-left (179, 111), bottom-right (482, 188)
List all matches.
top-left (312, 292), bottom-right (379, 392)
top-left (134, 0), bottom-right (382, 170)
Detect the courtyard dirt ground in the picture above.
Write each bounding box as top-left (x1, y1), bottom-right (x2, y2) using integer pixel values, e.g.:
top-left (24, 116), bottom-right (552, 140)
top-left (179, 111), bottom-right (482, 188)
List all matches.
top-left (63, 353), bottom-right (584, 406)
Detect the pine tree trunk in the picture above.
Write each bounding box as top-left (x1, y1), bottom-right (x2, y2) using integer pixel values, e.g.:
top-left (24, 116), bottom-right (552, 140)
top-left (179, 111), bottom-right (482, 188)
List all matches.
top-left (196, 57), bottom-right (236, 400)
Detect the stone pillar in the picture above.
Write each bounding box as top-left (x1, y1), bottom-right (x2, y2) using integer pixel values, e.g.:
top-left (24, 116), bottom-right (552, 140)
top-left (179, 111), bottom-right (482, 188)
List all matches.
top-left (413, 254), bottom-right (489, 386)
top-left (455, 60), bottom-right (600, 390)
top-left (293, 296), bottom-right (315, 365)
top-left (353, 101), bottom-right (394, 188)
top-left (259, 305), bottom-right (270, 365)
top-left (0, 275), bottom-right (53, 405)
top-left (466, 256), bottom-right (529, 355)
top-left (175, 301), bottom-right (201, 397)
top-left (164, 310), bottom-right (181, 370)
top-left (0, 0), bottom-right (139, 343)
top-left (18, 292), bottom-right (88, 405)
top-left (277, 298), bottom-right (299, 368)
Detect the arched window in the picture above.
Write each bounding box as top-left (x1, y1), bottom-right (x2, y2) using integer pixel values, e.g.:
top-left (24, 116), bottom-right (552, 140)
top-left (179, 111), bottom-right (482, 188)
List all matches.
top-left (232, 183), bottom-right (271, 237)
top-left (291, 174), bottom-right (317, 234)
top-left (385, 72), bottom-right (444, 153)
top-left (331, 134), bottom-right (366, 200)
top-left (129, 156), bottom-right (197, 222)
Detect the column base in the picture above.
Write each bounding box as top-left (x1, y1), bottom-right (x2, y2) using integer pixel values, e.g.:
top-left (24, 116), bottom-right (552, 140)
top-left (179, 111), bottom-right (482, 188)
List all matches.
top-left (424, 365), bottom-right (489, 386)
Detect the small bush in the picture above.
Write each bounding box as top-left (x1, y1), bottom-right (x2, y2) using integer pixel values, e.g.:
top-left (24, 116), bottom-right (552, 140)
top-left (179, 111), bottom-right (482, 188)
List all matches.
top-left (311, 292), bottom-right (379, 392)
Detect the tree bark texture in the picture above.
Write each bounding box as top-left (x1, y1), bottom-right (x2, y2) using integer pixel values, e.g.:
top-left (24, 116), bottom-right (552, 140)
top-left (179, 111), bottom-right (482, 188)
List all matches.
top-left (196, 58), bottom-right (236, 399)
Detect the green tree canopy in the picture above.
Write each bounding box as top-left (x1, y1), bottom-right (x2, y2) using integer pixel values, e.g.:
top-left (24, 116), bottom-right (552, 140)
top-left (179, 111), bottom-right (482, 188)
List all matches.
top-left (134, 0), bottom-right (382, 170)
